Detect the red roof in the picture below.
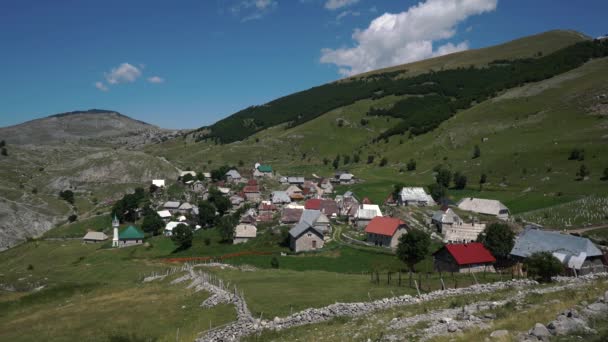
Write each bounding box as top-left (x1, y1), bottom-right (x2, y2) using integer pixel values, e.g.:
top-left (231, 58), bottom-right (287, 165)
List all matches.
top-left (243, 185), bottom-right (260, 193)
top-left (443, 243), bottom-right (496, 265)
top-left (258, 202), bottom-right (277, 211)
top-left (364, 217), bottom-right (406, 237)
top-left (305, 199), bottom-right (322, 210)
top-left (247, 179), bottom-right (258, 186)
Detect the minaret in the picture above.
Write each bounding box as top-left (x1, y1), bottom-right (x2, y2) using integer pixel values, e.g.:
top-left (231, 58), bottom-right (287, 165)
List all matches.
top-left (112, 214), bottom-right (120, 247)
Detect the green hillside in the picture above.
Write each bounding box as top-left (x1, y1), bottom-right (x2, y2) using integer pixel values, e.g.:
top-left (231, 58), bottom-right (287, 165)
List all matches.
top-left (148, 32), bottom-right (608, 218)
top-left (194, 30), bottom-right (592, 144)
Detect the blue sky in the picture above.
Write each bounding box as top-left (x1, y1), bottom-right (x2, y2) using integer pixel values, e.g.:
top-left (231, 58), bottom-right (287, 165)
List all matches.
top-left (1, 0), bottom-right (606, 129)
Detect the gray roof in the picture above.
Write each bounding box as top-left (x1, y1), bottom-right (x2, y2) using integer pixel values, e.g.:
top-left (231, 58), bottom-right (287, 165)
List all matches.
top-left (178, 202), bottom-right (193, 210)
top-left (226, 169), bottom-right (241, 179)
top-left (457, 198), bottom-right (509, 217)
top-left (272, 191), bottom-right (291, 203)
top-left (400, 187), bottom-right (435, 205)
top-left (289, 221), bottom-right (323, 239)
top-left (82, 231), bottom-right (108, 241)
top-left (299, 209), bottom-right (322, 226)
top-left (288, 176), bottom-right (305, 184)
top-left (510, 228), bottom-right (603, 259)
top-left (163, 201), bottom-right (181, 209)
top-left (432, 208), bottom-right (460, 224)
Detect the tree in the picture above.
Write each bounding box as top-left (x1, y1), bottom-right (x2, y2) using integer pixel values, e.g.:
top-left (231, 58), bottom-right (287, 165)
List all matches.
top-left (568, 148), bottom-right (585, 161)
top-left (0, 148), bottom-right (6, 156)
top-left (59, 190), bottom-right (75, 205)
top-left (171, 224), bottom-right (193, 250)
top-left (353, 154), bottom-right (360, 163)
top-left (367, 155), bottom-right (375, 164)
top-left (238, 160), bottom-right (244, 167)
top-left (332, 157), bottom-right (339, 170)
top-left (68, 214), bottom-right (78, 223)
top-left (602, 167), bottom-right (608, 181)
top-left (576, 164), bottom-right (590, 180)
top-left (396, 229), bottom-right (431, 272)
top-left (379, 157), bottom-right (388, 167)
top-left (428, 183), bottom-right (446, 202)
top-left (479, 173), bottom-right (487, 190)
top-left (476, 223), bottom-right (515, 260)
top-left (392, 183), bottom-right (404, 203)
top-left (337, 119), bottom-right (344, 127)
top-left (198, 201), bottom-right (216, 227)
top-left (182, 173), bottom-right (194, 183)
top-left (453, 172), bottom-right (467, 190)
top-left (435, 167), bottom-right (452, 188)
top-left (360, 118), bottom-right (369, 126)
top-left (323, 157), bottom-right (330, 166)
top-left (149, 184), bottom-right (159, 194)
top-left (218, 215), bottom-right (236, 242)
top-left (343, 155), bottom-right (350, 165)
top-left (472, 145), bottom-right (481, 159)
top-left (406, 159), bottom-right (416, 171)
top-left (270, 257), bottom-right (279, 269)
top-left (142, 212), bottom-right (164, 235)
top-left (525, 252), bottom-right (564, 282)
top-left (208, 187), bottom-right (231, 216)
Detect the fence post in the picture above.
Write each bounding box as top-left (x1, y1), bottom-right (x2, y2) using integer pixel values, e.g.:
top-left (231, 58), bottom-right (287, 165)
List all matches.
top-left (398, 271), bottom-right (402, 287)
top-left (440, 277), bottom-right (446, 291)
top-left (414, 280), bottom-right (421, 297)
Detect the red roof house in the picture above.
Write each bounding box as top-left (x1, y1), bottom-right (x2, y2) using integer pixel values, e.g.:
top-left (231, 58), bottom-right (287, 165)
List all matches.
top-left (433, 243), bottom-right (496, 273)
top-left (364, 217), bottom-right (407, 249)
top-left (305, 199), bottom-right (322, 210)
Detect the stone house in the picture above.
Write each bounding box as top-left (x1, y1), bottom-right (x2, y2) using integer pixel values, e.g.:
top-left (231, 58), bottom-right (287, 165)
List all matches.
top-left (299, 209), bottom-right (331, 236)
top-left (364, 217), bottom-right (407, 249)
top-left (433, 243), bottom-right (496, 273)
top-left (289, 223), bottom-right (324, 252)
top-left (233, 224), bottom-right (257, 244)
top-left (457, 198), bottom-right (510, 220)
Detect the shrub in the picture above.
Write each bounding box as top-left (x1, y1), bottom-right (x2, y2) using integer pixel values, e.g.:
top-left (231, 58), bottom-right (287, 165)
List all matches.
top-left (270, 257), bottom-right (279, 269)
top-left (27, 264), bottom-right (34, 271)
top-left (472, 145), bottom-right (481, 159)
top-left (68, 214), bottom-right (78, 223)
top-left (379, 157), bottom-right (388, 167)
top-left (367, 155), bottom-right (375, 164)
top-left (568, 148), bottom-right (585, 161)
top-left (406, 159), bottom-right (416, 171)
top-left (525, 251), bottom-right (564, 282)
top-left (59, 190), bottom-right (75, 205)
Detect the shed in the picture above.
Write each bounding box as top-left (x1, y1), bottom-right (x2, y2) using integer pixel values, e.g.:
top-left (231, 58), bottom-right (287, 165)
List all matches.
top-left (433, 243), bottom-right (496, 273)
top-left (83, 231), bottom-right (108, 243)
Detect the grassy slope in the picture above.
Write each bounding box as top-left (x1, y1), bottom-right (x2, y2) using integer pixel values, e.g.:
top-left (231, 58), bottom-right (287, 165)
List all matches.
top-left (354, 30), bottom-right (588, 78)
top-left (147, 56), bottom-right (608, 218)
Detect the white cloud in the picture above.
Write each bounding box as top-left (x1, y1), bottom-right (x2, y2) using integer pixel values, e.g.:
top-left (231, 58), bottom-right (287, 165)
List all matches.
top-left (320, 0), bottom-right (497, 76)
top-left (147, 76), bottom-right (165, 84)
top-left (230, 0), bottom-right (277, 21)
top-left (325, 0), bottom-right (359, 10)
top-left (94, 81), bottom-right (109, 92)
top-left (104, 63), bottom-right (142, 84)
top-left (336, 10), bottom-right (360, 21)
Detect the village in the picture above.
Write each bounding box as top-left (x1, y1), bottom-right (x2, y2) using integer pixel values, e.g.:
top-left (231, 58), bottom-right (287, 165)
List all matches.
top-left (82, 162), bottom-right (608, 278)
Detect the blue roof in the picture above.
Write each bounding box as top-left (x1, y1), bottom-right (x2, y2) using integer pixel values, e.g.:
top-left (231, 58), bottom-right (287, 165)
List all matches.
top-left (510, 228), bottom-right (602, 258)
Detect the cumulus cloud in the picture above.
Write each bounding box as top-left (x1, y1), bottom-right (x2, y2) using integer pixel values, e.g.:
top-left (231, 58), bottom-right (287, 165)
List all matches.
top-left (94, 81), bottom-right (109, 92)
top-left (147, 76), bottom-right (165, 84)
top-left (104, 63), bottom-right (142, 84)
top-left (325, 0), bottom-right (359, 10)
top-left (320, 0), bottom-right (497, 76)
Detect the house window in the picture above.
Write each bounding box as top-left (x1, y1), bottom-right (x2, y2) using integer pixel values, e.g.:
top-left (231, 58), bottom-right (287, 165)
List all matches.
top-left (307, 233), bottom-right (312, 237)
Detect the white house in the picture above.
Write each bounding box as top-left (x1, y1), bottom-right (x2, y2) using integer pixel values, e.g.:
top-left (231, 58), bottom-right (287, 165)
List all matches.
top-left (164, 221), bottom-right (188, 236)
top-left (152, 179), bottom-right (166, 188)
top-left (179, 171), bottom-right (197, 178)
top-left (457, 198), bottom-right (510, 220)
top-left (399, 187), bottom-right (435, 206)
top-left (354, 204), bottom-right (383, 228)
top-left (156, 210), bottom-right (172, 221)
top-left (233, 224), bottom-right (257, 244)
top-left (163, 201), bottom-right (181, 213)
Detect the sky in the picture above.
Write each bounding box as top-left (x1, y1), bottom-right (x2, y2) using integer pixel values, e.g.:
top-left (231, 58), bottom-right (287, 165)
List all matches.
top-left (1, 0), bottom-right (607, 129)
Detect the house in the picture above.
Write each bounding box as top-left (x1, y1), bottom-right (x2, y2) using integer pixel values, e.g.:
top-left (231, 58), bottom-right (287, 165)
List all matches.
top-left (299, 209), bottom-right (331, 236)
top-left (164, 221), bottom-right (189, 237)
top-left (258, 201), bottom-right (278, 214)
top-left (286, 185), bottom-right (303, 197)
top-left (318, 178), bottom-right (333, 195)
top-left (305, 199), bottom-right (339, 218)
top-left (156, 210), bottom-right (172, 221)
top-left (202, 172), bottom-right (212, 180)
top-left (230, 195), bottom-right (245, 206)
top-left (281, 208), bottom-right (304, 224)
top-left (355, 204), bottom-right (383, 228)
top-left (233, 224), bottom-right (257, 244)
top-left (432, 207), bottom-right (462, 230)
top-left (243, 185), bottom-right (262, 202)
top-left (179, 171), bottom-right (197, 179)
top-left (178, 202), bottom-right (194, 214)
top-left (191, 181), bottom-right (206, 193)
top-left (457, 198), bottom-right (510, 220)
top-left (152, 179), bottom-right (166, 188)
top-left (253, 164), bottom-right (273, 177)
top-left (398, 187), bottom-right (435, 206)
top-left (433, 207), bottom-right (486, 243)
top-left (82, 231), bottom-right (108, 243)
top-left (339, 173), bottom-right (354, 184)
top-left (289, 222), bottom-right (324, 252)
top-left (364, 217), bottom-right (407, 249)
top-left (217, 187), bottom-right (231, 195)
top-left (117, 226), bottom-right (144, 247)
top-left (384, 194), bottom-right (397, 206)
top-left (510, 228), bottom-right (605, 275)
top-left (336, 195), bottom-right (360, 218)
top-left (240, 213), bottom-right (257, 225)
top-left (226, 169), bottom-right (242, 182)
top-left (256, 212), bottom-right (274, 223)
top-left (433, 243), bottom-right (496, 273)
top-left (301, 181), bottom-right (318, 198)
top-left (163, 201), bottom-right (181, 213)
top-left (272, 191), bottom-right (291, 205)
top-left (287, 176), bottom-right (305, 185)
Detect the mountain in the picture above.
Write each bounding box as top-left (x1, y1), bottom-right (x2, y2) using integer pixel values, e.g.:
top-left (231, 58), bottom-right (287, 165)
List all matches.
top-left (0, 109), bottom-right (180, 146)
top-left (148, 29), bottom-right (608, 218)
top-left (192, 30), bottom-right (592, 144)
